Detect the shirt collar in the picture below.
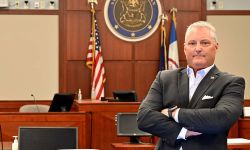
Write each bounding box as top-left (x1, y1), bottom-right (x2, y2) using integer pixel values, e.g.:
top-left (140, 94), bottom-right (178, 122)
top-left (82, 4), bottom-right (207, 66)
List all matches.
top-left (186, 64), bottom-right (214, 77)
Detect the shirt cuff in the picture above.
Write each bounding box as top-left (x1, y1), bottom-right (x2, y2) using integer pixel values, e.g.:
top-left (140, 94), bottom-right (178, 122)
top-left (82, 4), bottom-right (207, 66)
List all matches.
top-left (173, 108), bottom-right (180, 122)
top-left (177, 127), bottom-right (188, 140)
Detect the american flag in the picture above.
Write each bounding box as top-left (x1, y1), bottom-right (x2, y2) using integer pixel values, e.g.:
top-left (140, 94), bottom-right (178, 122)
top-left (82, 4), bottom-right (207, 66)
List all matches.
top-left (86, 12), bottom-right (106, 100)
top-left (168, 11), bottom-right (179, 70)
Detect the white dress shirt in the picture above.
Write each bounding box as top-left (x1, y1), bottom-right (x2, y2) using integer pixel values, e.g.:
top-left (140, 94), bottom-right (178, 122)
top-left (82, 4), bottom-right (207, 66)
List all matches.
top-left (174, 65), bottom-right (214, 150)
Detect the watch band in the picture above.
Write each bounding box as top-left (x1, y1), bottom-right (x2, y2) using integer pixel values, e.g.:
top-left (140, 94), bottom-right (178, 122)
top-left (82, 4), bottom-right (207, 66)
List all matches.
top-left (168, 109), bottom-right (173, 118)
top-left (168, 106), bottom-right (177, 119)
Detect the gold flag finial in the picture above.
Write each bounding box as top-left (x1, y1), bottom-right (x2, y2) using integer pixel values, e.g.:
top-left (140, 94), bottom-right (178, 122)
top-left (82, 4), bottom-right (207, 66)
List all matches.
top-left (88, 0), bottom-right (98, 8)
top-left (170, 8), bottom-right (178, 13)
top-left (161, 14), bottom-right (168, 26)
top-left (88, 0), bottom-right (98, 4)
top-left (170, 8), bottom-right (177, 26)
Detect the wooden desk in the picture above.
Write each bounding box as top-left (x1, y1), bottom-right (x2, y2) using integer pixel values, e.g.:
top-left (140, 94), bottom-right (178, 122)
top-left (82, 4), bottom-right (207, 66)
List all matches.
top-left (112, 143), bottom-right (155, 150)
top-left (0, 100), bottom-right (244, 149)
top-left (3, 142), bottom-right (11, 150)
top-left (228, 143), bottom-right (250, 149)
top-left (0, 112), bottom-right (91, 148)
top-left (76, 100), bottom-right (141, 150)
top-left (228, 138), bottom-right (250, 149)
top-left (239, 118), bottom-right (250, 138)
top-left (112, 140), bottom-right (250, 150)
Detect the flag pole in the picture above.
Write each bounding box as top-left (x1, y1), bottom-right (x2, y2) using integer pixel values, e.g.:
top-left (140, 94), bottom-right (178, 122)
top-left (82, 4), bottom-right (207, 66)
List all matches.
top-left (170, 8), bottom-right (177, 27)
top-left (160, 14), bottom-right (168, 70)
top-left (87, 0), bottom-right (98, 99)
top-left (88, 0), bottom-right (98, 67)
top-left (168, 7), bottom-right (179, 70)
top-left (161, 14), bottom-right (168, 26)
top-left (87, 0), bottom-right (105, 100)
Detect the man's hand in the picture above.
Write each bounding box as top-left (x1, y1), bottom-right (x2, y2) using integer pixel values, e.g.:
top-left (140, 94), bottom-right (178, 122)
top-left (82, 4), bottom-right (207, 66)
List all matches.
top-left (161, 108), bottom-right (169, 117)
top-left (185, 130), bottom-right (202, 138)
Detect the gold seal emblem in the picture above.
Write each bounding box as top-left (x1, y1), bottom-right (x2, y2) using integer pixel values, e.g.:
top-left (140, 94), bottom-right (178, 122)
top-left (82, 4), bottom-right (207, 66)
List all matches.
top-left (104, 0), bottom-right (162, 42)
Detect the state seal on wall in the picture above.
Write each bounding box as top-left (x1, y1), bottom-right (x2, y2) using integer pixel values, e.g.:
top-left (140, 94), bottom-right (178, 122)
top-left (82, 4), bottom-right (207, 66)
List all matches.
top-left (104, 0), bottom-right (162, 42)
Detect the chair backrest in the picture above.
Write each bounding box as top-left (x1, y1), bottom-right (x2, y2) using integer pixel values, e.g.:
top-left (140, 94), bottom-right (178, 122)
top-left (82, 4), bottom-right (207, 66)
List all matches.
top-left (48, 93), bottom-right (75, 112)
top-left (112, 90), bottom-right (137, 102)
top-left (19, 104), bottom-right (50, 112)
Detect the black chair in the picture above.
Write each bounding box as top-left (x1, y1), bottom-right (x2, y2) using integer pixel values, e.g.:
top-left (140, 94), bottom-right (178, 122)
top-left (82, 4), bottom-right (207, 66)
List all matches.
top-left (112, 90), bottom-right (137, 102)
top-left (48, 93), bottom-right (75, 112)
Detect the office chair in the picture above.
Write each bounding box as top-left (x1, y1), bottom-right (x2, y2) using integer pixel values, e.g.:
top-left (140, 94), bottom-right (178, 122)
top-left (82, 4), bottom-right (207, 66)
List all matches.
top-left (19, 104), bottom-right (50, 112)
top-left (113, 90), bottom-right (137, 102)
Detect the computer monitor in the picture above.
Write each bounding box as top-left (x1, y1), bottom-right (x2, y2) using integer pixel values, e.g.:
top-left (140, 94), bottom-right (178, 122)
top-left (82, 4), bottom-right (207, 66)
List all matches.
top-left (18, 127), bottom-right (78, 150)
top-left (113, 90), bottom-right (137, 102)
top-left (48, 93), bottom-right (75, 112)
top-left (116, 112), bottom-right (151, 143)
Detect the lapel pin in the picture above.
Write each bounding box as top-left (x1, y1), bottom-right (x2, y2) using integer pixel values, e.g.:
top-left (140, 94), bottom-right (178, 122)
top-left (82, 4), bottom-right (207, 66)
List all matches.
top-left (210, 76), bottom-right (215, 80)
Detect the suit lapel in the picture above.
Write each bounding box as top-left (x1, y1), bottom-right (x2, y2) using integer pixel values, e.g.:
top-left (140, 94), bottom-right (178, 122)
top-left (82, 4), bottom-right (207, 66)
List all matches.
top-left (178, 69), bottom-right (189, 108)
top-left (188, 66), bottom-right (220, 108)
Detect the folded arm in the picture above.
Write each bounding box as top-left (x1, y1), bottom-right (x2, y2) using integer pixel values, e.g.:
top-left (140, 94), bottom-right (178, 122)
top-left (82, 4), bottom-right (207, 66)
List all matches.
top-left (178, 77), bottom-right (245, 134)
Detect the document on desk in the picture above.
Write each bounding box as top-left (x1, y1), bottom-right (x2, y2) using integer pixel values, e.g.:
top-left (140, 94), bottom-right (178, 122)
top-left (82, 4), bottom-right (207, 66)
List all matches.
top-left (228, 138), bottom-right (250, 144)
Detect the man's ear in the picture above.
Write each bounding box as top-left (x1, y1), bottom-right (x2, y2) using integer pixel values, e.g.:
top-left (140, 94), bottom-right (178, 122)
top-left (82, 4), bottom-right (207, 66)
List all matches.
top-left (215, 42), bottom-right (219, 50)
top-left (184, 43), bottom-right (187, 54)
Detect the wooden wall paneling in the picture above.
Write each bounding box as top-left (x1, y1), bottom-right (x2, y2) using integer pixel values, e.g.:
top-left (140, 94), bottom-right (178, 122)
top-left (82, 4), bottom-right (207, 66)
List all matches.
top-left (101, 35), bottom-right (133, 60)
top-left (62, 0), bottom-right (206, 99)
top-left (66, 61), bottom-right (91, 98)
top-left (59, 0), bottom-right (66, 92)
top-left (135, 61), bottom-right (159, 101)
top-left (134, 28), bottom-right (161, 61)
top-left (65, 0), bottom-right (104, 11)
top-left (104, 61), bottom-right (134, 97)
top-left (65, 11), bottom-right (91, 60)
top-left (65, 46), bottom-right (133, 95)
top-left (201, 0), bottom-right (207, 21)
top-left (65, 62), bottom-right (134, 98)
top-left (239, 118), bottom-right (250, 138)
top-left (98, 11), bottom-right (133, 61)
top-left (65, 0), bottom-right (88, 10)
top-left (161, 0), bottom-right (202, 11)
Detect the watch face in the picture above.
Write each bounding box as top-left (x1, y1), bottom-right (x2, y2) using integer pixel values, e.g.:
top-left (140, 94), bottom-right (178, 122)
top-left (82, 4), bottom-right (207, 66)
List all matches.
top-left (104, 0), bottom-right (162, 42)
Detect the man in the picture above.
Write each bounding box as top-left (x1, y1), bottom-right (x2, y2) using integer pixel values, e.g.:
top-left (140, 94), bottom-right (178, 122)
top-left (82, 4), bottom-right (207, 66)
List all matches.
top-left (137, 21), bottom-right (245, 150)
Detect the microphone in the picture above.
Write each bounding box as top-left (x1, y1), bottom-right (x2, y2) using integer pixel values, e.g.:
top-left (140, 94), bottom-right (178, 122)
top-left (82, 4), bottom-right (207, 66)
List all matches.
top-left (31, 94), bottom-right (40, 112)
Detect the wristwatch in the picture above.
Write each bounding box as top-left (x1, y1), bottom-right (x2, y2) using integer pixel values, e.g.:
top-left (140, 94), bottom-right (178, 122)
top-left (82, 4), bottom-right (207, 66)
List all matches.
top-left (168, 106), bottom-right (177, 119)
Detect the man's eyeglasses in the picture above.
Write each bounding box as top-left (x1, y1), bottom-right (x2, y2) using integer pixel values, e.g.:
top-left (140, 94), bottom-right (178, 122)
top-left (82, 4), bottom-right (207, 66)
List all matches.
top-left (186, 40), bottom-right (213, 48)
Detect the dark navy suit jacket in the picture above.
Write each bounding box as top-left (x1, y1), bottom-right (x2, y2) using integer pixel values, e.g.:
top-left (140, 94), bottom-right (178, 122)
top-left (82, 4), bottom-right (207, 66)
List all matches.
top-left (137, 66), bottom-right (245, 150)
